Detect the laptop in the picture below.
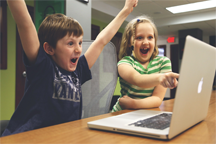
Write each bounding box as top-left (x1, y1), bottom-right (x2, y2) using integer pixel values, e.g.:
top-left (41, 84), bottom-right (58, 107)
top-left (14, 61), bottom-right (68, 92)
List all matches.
top-left (87, 35), bottom-right (216, 140)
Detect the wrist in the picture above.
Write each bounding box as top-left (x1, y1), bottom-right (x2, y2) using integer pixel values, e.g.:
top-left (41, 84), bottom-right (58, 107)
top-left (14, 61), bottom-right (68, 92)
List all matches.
top-left (157, 73), bottom-right (163, 84)
top-left (121, 6), bottom-right (131, 16)
top-left (129, 98), bottom-right (137, 109)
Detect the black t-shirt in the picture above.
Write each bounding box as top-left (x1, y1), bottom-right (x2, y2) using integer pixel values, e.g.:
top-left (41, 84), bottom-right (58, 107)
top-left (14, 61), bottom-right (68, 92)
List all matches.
top-left (2, 45), bottom-right (92, 136)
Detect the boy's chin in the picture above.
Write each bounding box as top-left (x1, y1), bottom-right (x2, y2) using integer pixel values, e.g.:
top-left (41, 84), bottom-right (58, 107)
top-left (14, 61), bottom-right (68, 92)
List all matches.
top-left (68, 66), bottom-right (77, 72)
top-left (68, 67), bottom-right (77, 72)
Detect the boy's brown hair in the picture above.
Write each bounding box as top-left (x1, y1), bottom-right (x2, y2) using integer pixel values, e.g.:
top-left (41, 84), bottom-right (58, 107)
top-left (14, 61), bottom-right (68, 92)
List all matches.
top-left (38, 13), bottom-right (83, 48)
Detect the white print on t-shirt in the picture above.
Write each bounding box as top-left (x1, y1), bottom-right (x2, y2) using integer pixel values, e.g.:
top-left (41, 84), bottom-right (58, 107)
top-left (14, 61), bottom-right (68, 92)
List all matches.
top-left (52, 66), bottom-right (81, 102)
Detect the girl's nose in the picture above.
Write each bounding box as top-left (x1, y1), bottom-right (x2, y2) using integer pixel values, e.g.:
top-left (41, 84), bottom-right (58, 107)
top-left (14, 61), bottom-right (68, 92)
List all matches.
top-left (142, 38), bottom-right (148, 44)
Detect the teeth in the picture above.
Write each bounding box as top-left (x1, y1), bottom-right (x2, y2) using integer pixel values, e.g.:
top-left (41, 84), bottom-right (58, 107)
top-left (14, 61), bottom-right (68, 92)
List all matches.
top-left (140, 48), bottom-right (149, 54)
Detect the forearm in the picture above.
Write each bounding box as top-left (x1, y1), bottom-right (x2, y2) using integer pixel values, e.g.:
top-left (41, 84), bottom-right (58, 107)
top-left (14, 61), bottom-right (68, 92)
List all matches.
top-left (130, 96), bottom-right (163, 109)
top-left (84, 0), bottom-right (136, 69)
top-left (132, 73), bottom-right (162, 88)
top-left (7, 0), bottom-right (40, 64)
top-left (118, 64), bottom-right (162, 88)
top-left (132, 72), bottom-right (179, 89)
top-left (7, 0), bottom-right (32, 28)
top-left (95, 7), bottom-right (131, 47)
top-left (119, 64), bottom-right (179, 89)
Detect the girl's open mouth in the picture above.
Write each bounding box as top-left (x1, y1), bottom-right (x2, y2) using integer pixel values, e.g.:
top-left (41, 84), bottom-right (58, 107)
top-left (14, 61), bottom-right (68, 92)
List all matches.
top-left (140, 48), bottom-right (149, 54)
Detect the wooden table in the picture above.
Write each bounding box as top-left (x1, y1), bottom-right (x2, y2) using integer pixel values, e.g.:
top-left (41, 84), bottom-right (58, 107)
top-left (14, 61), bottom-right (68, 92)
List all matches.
top-left (1, 91), bottom-right (215, 144)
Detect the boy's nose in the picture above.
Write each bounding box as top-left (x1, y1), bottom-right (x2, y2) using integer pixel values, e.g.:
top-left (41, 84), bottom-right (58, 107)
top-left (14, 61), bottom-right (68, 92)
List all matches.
top-left (75, 45), bottom-right (82, 53)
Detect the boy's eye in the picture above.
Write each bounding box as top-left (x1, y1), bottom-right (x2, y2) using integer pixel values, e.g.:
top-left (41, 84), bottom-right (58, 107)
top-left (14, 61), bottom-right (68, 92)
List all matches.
top-left (79, 41), bottom-right (82, 45)
top-left (68, 42), bottom-right (73, 46)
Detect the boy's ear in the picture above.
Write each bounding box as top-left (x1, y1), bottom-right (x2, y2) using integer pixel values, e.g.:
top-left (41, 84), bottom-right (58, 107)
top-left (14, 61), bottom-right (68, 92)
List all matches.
top-left (43, 42), bottom-right (54, 55)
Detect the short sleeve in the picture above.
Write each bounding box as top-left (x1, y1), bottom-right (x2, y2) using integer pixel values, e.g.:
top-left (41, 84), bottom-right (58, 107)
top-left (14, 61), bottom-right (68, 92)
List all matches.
top-left (117, 56), bottom-right (134, 67)
top-left (160, 57), bottom-right (172, 73)
top-left (23, 45), bottom-right (53, 80)
top-left (75, 55), bottom-right (92, 85)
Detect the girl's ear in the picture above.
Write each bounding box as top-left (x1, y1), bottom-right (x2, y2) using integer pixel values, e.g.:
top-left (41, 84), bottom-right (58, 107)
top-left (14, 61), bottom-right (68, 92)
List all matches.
top-left (43, 42), bottom-right (54, 55)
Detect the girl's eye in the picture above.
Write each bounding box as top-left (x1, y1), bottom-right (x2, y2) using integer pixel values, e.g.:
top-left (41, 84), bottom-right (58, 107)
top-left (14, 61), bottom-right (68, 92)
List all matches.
top-left (148, 36), bottom-right (154, 40)
top-left (136, 36), bottom-right (143, 40)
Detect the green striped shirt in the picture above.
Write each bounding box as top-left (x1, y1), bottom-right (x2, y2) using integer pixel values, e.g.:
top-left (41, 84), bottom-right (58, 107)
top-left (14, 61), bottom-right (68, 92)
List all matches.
top-left (112, 56), bottom-right (172, 112)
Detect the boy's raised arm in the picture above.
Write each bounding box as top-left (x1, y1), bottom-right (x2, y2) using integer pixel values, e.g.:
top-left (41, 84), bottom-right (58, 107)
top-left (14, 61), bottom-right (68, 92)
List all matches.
top-left (7, 0), bottom-right (40, 64)
top-left (84, 0), bottom-right (138, 69)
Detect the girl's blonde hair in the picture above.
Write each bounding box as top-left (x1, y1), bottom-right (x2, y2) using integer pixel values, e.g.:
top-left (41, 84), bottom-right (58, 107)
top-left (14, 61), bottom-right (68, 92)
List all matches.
top-left (118, 15), bottom-right (159, 60)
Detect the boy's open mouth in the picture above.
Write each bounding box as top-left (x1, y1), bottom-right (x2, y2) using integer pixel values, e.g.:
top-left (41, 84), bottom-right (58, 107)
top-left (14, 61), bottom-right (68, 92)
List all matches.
top-left (71, 58), bottom-right (78, 64)
top-left (140, 48), bottom-right (149, 54)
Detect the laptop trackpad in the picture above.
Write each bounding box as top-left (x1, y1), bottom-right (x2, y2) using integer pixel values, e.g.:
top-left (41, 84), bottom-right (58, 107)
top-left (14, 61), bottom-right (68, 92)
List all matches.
top-left (115, 110), bottom-right (163, 120)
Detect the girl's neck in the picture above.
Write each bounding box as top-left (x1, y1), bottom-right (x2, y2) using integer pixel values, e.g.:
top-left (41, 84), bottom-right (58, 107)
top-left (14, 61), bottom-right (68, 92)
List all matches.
top-left (133, 55), bottom-right (150, 69)
top-left (141, 61), bottom-right (149, 69)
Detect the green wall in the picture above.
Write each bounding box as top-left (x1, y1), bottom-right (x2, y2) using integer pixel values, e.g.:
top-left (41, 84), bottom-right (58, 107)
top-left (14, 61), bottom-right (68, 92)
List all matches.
top-left (0, 1), bottom-right (34, 120)
top-left (114, 78), bottom-right (121, 95)
top-left (35, 0), bottom-right (65, 31)
top-left (0, 2), bottom-right (121, 120)
top-left (0, 7), bottom-right (16, 120)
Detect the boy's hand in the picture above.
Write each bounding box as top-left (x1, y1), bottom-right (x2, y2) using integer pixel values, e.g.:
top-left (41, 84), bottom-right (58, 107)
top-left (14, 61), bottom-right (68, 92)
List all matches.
top-left (159, 72), bottom-right (179, 89)
top-left (124, 0), bottom-right (138, 13)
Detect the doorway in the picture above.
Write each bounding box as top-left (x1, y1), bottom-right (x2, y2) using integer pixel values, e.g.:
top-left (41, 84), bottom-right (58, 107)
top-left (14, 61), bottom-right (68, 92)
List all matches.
top-left (170, 44), bottom-right (179, 98)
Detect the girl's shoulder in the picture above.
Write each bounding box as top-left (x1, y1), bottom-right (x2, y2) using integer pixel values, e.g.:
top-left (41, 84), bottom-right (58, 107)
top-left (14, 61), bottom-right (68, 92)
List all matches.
top-left (122, 55), bottom-right (135, 61)
top-left (117, 56), bottom-right (141, 68)
top-left (118, 56), bottom-right (135, 64)
top-left (152, 56), bottom-right (171, 62)
top-left (151, 56), bottom-right (171, 65)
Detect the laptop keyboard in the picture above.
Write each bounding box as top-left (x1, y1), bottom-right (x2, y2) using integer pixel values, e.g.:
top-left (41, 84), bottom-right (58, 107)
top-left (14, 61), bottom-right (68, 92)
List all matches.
top-left (129, 113), bottom-right (172, 130)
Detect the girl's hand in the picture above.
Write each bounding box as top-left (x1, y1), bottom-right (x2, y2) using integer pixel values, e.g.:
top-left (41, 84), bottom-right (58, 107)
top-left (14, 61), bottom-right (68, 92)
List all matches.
top-left (159, 72), bottom-right (179, 89)
top-left (124, 0), bottom-right (138, 13)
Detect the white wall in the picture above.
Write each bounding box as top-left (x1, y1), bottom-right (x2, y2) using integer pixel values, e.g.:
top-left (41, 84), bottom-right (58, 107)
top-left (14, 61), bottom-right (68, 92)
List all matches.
top-left (66, 0), bottom-right (91, 40)
top-left (203, 35), bottom-right (210, 44)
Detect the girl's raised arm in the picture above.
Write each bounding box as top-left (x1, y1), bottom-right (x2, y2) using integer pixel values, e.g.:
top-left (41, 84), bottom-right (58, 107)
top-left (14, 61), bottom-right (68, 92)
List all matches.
top-left (84, 0), bottom-right (138, 69)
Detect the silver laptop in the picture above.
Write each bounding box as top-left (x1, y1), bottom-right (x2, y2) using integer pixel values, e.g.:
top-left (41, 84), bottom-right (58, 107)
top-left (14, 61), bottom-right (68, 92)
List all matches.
top-left (87, 35), bottom-right (216, 140)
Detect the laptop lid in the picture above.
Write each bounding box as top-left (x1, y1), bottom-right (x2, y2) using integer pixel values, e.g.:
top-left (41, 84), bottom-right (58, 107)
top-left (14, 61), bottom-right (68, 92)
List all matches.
top-left (168, 35), bottom-right (216, 139)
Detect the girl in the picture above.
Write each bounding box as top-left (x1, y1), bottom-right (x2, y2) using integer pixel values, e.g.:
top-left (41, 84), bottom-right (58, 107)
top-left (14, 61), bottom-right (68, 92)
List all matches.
top-left (112, 15), bottom-right (179, 112)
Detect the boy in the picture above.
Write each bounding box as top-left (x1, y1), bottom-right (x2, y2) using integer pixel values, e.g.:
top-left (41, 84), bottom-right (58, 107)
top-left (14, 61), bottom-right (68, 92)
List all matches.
top-left (3, 0), bottom-right (138, 136)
